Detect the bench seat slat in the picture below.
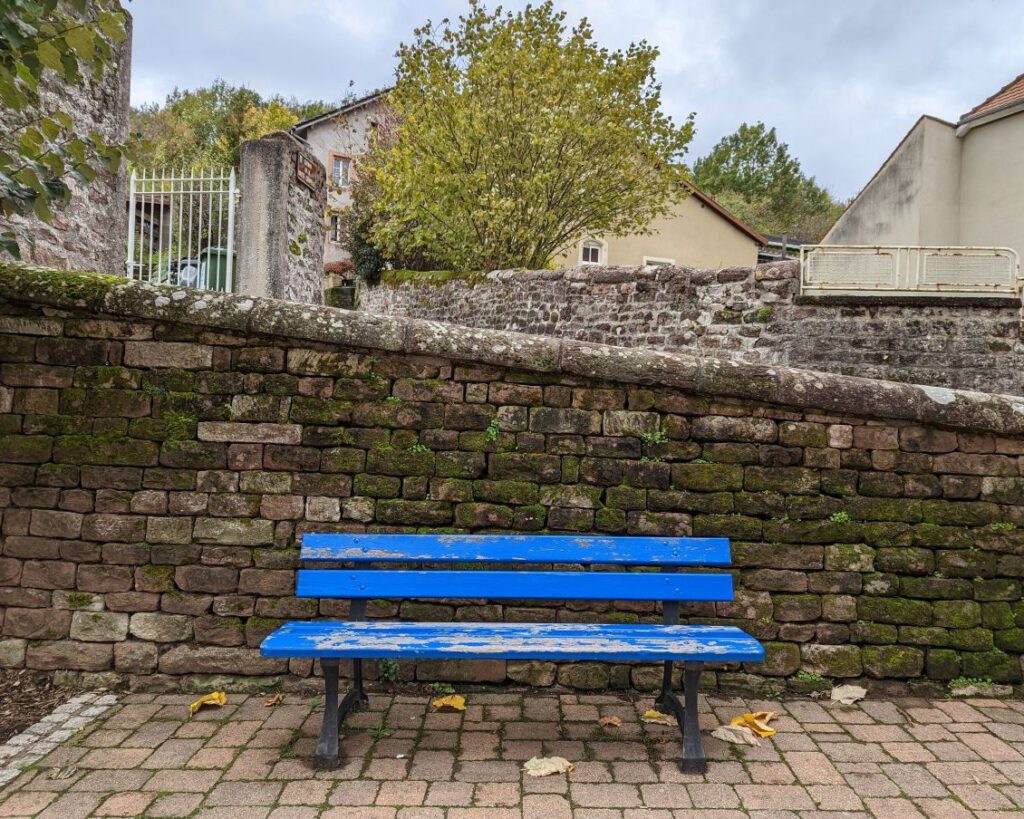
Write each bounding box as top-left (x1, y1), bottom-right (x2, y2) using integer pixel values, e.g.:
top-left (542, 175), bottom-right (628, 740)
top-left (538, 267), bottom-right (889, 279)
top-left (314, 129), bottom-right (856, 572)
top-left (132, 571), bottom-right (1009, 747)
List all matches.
top-left (297, 569), bottom-right (733, 602)
top-left (301, 533), bottom-right (730, 566)
top-left (262, 621), bottom-right (764, 663)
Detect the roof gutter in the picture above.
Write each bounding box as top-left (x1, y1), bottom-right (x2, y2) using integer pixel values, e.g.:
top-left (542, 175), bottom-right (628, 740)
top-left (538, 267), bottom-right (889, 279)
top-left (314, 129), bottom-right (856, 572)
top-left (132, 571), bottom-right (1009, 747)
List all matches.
top-left (956, 99), bottom-right (1024, 137)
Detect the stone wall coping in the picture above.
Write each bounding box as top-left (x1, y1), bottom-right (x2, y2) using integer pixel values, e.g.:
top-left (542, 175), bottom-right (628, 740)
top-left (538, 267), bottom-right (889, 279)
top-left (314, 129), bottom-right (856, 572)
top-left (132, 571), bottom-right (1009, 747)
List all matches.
top-left (461, 260), bottom-right (799, 287)
top-left (3, 263), bottom-right (1024, 435)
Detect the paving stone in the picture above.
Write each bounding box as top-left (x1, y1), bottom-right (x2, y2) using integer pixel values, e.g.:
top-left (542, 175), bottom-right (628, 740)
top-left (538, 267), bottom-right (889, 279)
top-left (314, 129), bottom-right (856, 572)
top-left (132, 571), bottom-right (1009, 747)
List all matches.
top-left (524, 794), bottom-right (572, 819)
top-left (10, 689), bottom-right (1024, 819)
top-left (145, 793), bottom-right (205, 817)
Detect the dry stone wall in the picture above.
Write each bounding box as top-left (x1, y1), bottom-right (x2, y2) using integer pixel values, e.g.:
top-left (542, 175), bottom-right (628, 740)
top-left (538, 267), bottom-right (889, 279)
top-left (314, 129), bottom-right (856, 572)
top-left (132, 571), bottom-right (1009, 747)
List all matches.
top-left (359, 263), bottom-right (1024, 395)
top-left (4, 266), bottom-right (1024, 695)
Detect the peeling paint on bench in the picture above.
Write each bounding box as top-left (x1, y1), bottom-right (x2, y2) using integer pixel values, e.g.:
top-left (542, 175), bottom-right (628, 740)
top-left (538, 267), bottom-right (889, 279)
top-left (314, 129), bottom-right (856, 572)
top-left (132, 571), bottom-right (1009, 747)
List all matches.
top-left (262, 621), bottom-right (763, 662)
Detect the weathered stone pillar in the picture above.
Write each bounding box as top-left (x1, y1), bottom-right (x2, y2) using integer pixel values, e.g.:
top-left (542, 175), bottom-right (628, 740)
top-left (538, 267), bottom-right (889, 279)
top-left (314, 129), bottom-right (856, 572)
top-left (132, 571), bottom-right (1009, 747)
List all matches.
top-left (237, 131), bottom-right (326, 304)
top-left (0, 13), bottom-right (132, 274)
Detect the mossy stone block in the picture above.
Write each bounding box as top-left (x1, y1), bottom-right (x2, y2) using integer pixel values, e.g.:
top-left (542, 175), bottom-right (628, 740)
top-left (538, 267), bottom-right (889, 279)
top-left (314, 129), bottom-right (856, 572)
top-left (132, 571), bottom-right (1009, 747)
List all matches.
top-left (400, 602), bottom-right (454, 622)
top-left (933, 600), bottom-right (981, 628)
top-left (863, 645), bottom-right (924, 678)
top-left (937, 549), bottom-right (996, 580)
top-left (763, 519), bottom-right (860, 544)
top-left (774, 594), bottom-right (822, 622)
top-left (595, 507), bottom-right (627, 532)
top-left (53, 435), bottom-right (158, 466)
top-left (961, 649), bottom-right (1022, 682)
top-left (801, 643), bottom-right (863, 677)
top-left (858, 596), bottom-right (932, 626)
top-left (367, 448), bottom-right (435, 477)
top-left (353, 474), bottom-right (401, 498)
top-left (898, 626), bottom-right (949, 647)
top-left (900, 576), bottom-right (974, 600)
top-left (875, 547), bottom-right (933, 575)
top-left (994, 628), bottom-right (1024, 653)
top-left (778, 422), bottom-right (827, 448)
top-left (926, 648), bottom-right (961, 680)
top-left (670, 463), bottom-right (743, 492)
top-left (759, 642), bottom-right (801, 677)
top-left (859, 522), bottom-right (914, 548)
top-left (507, 661), bottom-right (556, 687)
top-left (862, 573), bottom-right (900, 596)
top-left (946, 628), bottom-right (994, 652)
top-left (377, 500), bottom-right (452, 526)
top-left (850, 622), bottom-right (898, 644)
top-left (824, 544), bottom-right (875, 573)
top-left (289, 397), bottom-right (353, 425)
top-left (982, 602), bottom-right (1016, 630)
top-left (0, 434), bottom-right (52, 463)
top-left (692, 514), bottom-right (762, 540)
top-left (557, 662), bottom-right (611, 690)
top-left (976, 579), bottom-right (1021, 602)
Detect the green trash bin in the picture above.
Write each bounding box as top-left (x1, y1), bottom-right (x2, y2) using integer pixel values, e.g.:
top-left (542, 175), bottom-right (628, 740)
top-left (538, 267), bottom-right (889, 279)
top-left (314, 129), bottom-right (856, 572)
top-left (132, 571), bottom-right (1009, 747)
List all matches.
top-left (199, 246), bottom-right (236, 292)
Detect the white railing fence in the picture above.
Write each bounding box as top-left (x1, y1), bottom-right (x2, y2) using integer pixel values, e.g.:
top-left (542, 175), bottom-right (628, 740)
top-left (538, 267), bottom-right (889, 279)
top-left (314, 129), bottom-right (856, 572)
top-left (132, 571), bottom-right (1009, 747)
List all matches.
top-left (126, 168), bottom-right (237, 292)
top-left (800, 245), bottom-right (1021, 298)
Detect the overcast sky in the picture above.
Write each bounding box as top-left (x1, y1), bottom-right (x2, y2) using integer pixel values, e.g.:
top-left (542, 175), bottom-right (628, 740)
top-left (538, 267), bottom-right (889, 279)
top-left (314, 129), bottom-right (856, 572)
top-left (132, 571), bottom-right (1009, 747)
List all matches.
top-left (128, 0), bottom-right (1024, 200)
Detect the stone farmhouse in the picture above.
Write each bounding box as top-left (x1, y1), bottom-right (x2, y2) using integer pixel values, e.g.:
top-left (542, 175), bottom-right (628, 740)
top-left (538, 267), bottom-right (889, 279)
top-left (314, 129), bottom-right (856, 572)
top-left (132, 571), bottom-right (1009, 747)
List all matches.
top-left (290, 91), bottom-right (765, 272)
top-left (825, 70), bottom-right (1024, 258)
top-left (290, 90), bottom-right (391, 268)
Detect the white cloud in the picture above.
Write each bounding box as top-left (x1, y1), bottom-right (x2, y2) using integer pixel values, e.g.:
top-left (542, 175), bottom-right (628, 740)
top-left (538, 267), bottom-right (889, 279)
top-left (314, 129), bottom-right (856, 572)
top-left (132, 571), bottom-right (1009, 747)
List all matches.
top-left (127, 0), bottom-right (1024, 198)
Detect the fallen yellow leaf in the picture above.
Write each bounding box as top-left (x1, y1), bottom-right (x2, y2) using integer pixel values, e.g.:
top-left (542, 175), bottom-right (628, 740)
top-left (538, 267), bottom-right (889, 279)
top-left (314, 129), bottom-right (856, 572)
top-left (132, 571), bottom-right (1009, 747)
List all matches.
top-left (264, 693), bottom-right (283, 707)
top-left (641, 709), bottom-right (675, 726)
top-left (189, 691), bottom-right (227, 717)
top-left (432, 694), bottom-right (466, 712)
top-left (598, 715), bottom-right (622, 728)
top-left (729, 710), bottom-right (779, 738)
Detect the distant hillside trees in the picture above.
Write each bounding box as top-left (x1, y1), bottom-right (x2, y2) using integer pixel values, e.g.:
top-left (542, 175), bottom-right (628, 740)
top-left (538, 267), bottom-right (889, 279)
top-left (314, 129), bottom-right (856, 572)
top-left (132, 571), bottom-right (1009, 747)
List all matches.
top-left (129, 79), bottom-right (343, 168)
top-left (693, 122), bottom-right (845, 242)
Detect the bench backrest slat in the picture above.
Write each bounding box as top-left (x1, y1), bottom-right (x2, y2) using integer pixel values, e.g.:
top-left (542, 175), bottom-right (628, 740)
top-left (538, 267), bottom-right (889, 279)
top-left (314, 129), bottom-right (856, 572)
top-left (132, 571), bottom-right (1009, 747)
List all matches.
top-left (301, 533), bottom-right (730, 566)
top-left (297, 569), bottom-right (734, 602)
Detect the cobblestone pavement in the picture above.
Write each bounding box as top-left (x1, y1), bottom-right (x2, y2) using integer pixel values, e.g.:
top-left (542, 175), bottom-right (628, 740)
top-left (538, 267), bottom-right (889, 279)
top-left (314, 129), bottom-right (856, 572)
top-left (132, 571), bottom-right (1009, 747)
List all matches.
top-left (2, 689), bottom-right (1024, 817)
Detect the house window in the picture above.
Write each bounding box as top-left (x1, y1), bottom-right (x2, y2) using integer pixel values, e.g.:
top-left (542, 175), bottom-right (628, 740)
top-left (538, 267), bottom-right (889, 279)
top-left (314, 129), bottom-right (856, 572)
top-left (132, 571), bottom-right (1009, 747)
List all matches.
top-left (643, 256), bottom-right (675, 267)
top-left (581, 240), bottom-right (603, 265)
top-left (328, 214), bottom-right (342, 244)
top-left (331, 155), bottom-right (351, 188)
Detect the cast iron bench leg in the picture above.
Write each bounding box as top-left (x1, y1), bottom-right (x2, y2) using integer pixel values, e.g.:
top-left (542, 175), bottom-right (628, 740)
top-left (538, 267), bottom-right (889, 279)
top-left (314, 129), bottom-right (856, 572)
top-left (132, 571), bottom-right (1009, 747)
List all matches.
top-left (353, 658), bottom-right (368, 705)
top-left (314, 659), bottom-right (341, 769)
top-left (680, 661), bottom-right (706, 774)
top-left (314, 658), bottom-right (370, 769)
top-left (655, 660), bottom-right (707, 774)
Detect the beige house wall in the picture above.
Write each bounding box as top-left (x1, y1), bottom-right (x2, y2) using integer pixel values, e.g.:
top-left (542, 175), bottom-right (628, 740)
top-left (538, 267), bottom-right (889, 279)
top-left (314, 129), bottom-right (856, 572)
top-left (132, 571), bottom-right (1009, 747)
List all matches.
top-left (959, 111), bottom-right (1024, 254)
top-left (917, 118), bottom-right (962, 244)
top-left (300, 99), bottom-right (387, 264)
top-left (826, 109), bottom-right (1024, 259)
top-left (558, 195), bottom-right (759, 269)
top-left (824, 118), bottom-right (928, 245)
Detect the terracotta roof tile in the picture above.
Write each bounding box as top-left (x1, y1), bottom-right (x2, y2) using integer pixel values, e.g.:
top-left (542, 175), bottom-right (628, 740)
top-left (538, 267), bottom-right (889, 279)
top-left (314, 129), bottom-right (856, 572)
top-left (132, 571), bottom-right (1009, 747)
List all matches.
top-left (960, 71), bottom-right (1024, 123)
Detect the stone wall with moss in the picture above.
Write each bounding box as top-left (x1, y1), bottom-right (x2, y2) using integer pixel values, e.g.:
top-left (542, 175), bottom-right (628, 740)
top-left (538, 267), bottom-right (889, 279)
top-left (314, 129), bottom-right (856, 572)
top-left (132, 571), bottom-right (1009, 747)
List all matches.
top-left (4, 265), bottom-right (1024, 695)
top-left (0, 19), bottom-right (131, 275)
top-left (358, 262), bottom-right (1024, 395)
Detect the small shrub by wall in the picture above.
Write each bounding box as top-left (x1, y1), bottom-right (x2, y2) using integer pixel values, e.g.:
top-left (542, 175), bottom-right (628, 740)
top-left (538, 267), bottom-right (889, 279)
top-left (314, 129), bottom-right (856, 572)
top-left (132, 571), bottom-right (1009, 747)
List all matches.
top-left (3, 266), bottom-right (1024, 696)
top-left (358, 262), bottom-right (1024, 395)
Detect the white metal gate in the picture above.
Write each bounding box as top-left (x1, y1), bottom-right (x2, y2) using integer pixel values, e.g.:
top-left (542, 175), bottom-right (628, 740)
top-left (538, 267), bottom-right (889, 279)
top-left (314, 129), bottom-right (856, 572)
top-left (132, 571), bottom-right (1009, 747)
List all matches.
top-left (126, 168), bottom-right (237, 291)
top-left (800, 244), bottom-right (1021, 297)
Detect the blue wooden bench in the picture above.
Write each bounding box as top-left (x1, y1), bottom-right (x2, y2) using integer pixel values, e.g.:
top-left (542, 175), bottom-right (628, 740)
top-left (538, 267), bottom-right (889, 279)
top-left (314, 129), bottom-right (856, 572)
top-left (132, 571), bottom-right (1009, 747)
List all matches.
top-left (260, 533), bottom-right (763, 773)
